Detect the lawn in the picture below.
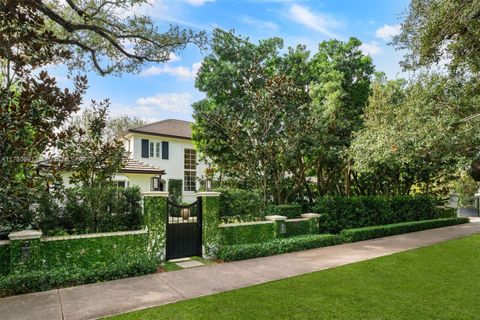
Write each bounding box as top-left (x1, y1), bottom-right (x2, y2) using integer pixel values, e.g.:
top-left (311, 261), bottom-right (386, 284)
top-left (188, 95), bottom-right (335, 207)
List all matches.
top-left (108, 234), bottom-right (480, 320)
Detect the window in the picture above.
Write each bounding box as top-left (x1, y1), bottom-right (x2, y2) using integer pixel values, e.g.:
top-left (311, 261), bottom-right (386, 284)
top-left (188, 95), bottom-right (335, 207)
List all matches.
top-left (162, 141), bottom-right (169, 159)
top-left (115, 181), bottom-right (128, 189)
top-left (149, 142), bottom-right (154, 157)
top-left (155, 142), bottom-right (160, 158)
top-left (184, 149), bottom-right (196, 191)
top-left (141, 139), bottom-right (149, 158)
top-left (150, 177), bottom-right (164, 191)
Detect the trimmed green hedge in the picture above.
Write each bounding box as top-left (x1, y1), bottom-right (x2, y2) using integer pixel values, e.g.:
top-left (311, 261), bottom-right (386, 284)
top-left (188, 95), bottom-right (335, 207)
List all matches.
top-left (217, 188), bottom-right (263, 218)
top-left (265, 204), bottom-right (303, 219)
top-left (39, 232), bottom-right (149, 270)
top-left (0, 244), bottom-right (10, 276)
top-left (0, 258), bottom-right (156, 297)
top-left (314, 195), bottom-right (448, 233)
top-left (284, 219), bottom-right (313, 237)
top-left (340, 217), bottom-right (470, 243)
top-left (217, 234), bottom-right (342, 261)
top-left (220, 222), bottom-right (275, 245)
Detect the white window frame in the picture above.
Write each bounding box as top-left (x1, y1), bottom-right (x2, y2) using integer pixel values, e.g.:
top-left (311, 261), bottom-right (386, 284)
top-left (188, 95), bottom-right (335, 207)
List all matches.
top-left (184, 148), bottom-right (197, 192)
top-left (149, 141), bottom-right (154, 157)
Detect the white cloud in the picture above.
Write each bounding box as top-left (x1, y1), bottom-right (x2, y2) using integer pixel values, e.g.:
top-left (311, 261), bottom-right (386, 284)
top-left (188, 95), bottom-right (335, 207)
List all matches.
top-left (184, 0), bottom-right (215, 6)
top-left (240, 15), bottom-right (278, 31)
top-left (136, 92), bottom-right (193, 114)
top-left (141, 61), bottom-right (201, 80)
top-left (360, 41), bottom-right (383, 56)
top-left (375, 24), bottom-right (401, 41)
top-left (287, 3), bottom-right (342, 38)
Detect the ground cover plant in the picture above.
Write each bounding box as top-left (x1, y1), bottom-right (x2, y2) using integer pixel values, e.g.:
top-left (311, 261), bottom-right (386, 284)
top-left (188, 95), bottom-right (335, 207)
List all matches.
top-left (108, 234), bottom-right (480, 320)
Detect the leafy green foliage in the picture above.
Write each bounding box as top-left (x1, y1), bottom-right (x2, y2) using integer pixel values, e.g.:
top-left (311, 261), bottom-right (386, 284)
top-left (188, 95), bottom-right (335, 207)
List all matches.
top-left (314, 195), bottom-right (443, 233)
top-left (202, 196), bottom-right (221, 257)
top-left (393, 0), bottom-right (480, 74)
top-left (219, 222), bottom-right (275, 245)
top-left (0, 244), bottom-right (9, 276)
top-left (265, 204), bottom-right (303, 219)
top-left (217, 188), bottom-right (263, 218)
top-left (143, 196), bottom-right (167, 261)
top-left (168, 179), bottom-right (183, 203)
top-left (0, 257), bottom-right (156, 297)
top-left (340, 217), bottom-right (469, 242)
top-left (37, 186), bottom-right (143, 235)
top-left (217, 234), bottom-right (342, 262)
top-left (284, 219), bottom-right (314, 237)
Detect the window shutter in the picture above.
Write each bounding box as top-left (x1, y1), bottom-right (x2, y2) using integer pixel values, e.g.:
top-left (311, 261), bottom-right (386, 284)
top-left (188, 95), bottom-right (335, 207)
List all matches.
top-left (162, 141), bottom-right (169, 159)
top-left (141, 139), bottom-right (149, 158)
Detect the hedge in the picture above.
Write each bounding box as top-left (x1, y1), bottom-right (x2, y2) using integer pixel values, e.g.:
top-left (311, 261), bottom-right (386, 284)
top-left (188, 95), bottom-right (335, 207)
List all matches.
top-left (0, 257), bottom-right (156, 297)
top-left (217, 234), bottom-right (342, 261)
top-left (284, 219), bottom-right (313, 237)
top-left (220, 222), bottom-right (275, 245)
top-left (39, 232), bottom-right (149, 270)
top-left (0, 244), bottom-right (10, 276)
top-left (217, 188), bottom-right (263, 218)
top-left (265, 204), bottom-right (303, 219)
top-left (340, 217), bottom-right (470, 243)
top-left (314, 195), bottom-right (449, 233)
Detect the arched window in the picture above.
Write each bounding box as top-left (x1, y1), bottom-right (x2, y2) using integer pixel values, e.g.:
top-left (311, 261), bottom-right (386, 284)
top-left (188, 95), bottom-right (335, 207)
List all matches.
top-left (151, 176), bottom-right (165, 191)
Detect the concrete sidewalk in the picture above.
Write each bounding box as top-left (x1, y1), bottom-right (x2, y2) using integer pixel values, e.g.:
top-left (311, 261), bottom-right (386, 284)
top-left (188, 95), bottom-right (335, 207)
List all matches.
top-left (2, 219), bottom-right (480, 320)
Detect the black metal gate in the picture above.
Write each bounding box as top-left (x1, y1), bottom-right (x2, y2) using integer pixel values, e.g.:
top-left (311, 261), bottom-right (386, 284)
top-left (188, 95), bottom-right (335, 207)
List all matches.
top-left (166, 198), bottom-right (202, 260)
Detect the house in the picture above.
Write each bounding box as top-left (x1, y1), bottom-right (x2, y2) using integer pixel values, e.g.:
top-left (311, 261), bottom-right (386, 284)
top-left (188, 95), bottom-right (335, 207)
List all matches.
top-left (117, 119), bottom-right (208, 202)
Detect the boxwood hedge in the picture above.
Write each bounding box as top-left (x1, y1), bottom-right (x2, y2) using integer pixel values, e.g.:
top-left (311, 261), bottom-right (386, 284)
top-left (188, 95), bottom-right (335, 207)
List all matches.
top-left (0, 257), bottom-right (157, 297)
top-left (340, 217), bottom-right (469, 243)
top-left (217, 234), bottom-right (342, 261)
top-left (314, 195), bottom-right (454, 233)
top-left (220, 222), bottom-right (275, 245)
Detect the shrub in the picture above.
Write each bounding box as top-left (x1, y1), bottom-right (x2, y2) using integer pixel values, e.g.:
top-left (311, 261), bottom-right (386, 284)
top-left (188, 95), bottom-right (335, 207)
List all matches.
top-left (314, 195), bottom-right (446, 234)
top-left (265, 204), bottom-right (303, 219)
top-left (217, 234), bottom-right (342, 261)
top-left (38, 186), bottom-right (143, 235)
top-left (220, 222), bottom-right (275, 245)
top-left (168, 179), bottom-right (183, 203)
top-left (284, 219), bottom-right (313, 237)
top-left (0, 257), bottom-right (157, 297)
top-left (217, 188), bottom-right (263, 218)
top-left (340, 217), bottom-right (469, 243)
top-left (0, 244), bottom-right (9, 276)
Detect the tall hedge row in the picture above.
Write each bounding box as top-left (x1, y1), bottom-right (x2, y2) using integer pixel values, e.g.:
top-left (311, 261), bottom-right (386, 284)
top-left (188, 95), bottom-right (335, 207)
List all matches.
top-left (220, 222), bottom-right (275, 245)
top-left (314, 195), bottom-right (454, 233)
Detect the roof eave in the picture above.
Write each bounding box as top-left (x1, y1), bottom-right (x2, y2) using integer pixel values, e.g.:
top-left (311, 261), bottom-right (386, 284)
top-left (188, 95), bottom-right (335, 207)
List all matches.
top-left (128, 129), bottom-right (192, 141)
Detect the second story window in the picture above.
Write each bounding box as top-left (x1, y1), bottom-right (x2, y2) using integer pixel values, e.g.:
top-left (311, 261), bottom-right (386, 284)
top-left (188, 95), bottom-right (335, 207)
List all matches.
top-left (184, 148), bottom-right (196, 191)
top-left (149, 142), bottom-right (154, 157)
top-left (155, 142), bottom-right (160, 158)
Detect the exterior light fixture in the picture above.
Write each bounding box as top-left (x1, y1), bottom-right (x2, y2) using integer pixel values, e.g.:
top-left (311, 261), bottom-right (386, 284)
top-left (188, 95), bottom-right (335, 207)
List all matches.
top-left (21, 242), bottom-right (30, 262)
top-left (280, 223), bottom-right (287, 234)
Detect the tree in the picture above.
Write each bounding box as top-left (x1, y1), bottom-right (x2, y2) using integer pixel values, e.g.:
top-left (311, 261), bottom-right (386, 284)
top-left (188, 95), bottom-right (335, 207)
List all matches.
top-left (71, 110), bottom-right (147, 140)
top-left (61, 101), bottom-right (126, 188)
top-left (393, 0), bottom-right (480, 74)
top-left (350, 73), bottom-right (480, 195)
top-left (16, 0), bottom-right (207, 75)
top-left (193, 30), bottom-right (311, 204)
top-left (308, 38), bottom-right (375, 196)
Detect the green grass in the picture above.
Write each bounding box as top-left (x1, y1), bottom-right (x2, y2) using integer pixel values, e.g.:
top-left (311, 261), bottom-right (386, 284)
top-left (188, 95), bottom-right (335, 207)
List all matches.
top-left (108, 234), bottom-right (480, 320)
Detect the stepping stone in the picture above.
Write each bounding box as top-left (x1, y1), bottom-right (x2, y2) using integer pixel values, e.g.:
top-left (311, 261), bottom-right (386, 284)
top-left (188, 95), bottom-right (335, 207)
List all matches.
top-left (169, 257), bottom-right (191, 263)
top-left (176, 260), bottom-right (204, 269)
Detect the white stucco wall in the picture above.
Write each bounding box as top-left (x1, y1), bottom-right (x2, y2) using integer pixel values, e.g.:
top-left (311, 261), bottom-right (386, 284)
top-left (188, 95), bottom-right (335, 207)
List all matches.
top-left (127, 133), bottom-right (208, 203)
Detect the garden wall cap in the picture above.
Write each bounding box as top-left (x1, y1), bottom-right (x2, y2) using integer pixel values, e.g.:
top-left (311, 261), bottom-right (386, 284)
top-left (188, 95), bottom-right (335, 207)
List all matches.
top-left (142, 191), bottom-right (169, 197)
top-left (9, 230), bottom-right (42, 240)
top-left (196, 191), bottom-right (221, 197)
top-left (301, 213), bottom-right (321, 219)
top-left (265, 215), bottom-right (287, 221)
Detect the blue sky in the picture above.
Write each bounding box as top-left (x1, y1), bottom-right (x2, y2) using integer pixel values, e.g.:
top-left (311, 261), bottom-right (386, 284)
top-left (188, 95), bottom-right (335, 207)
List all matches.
top-left (53, 0), bottom-right (411, 122)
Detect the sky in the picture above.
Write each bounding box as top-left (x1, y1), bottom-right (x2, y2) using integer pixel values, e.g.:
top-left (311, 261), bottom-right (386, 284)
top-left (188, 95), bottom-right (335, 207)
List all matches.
top-left (51, 0), bottom-right (411, 122)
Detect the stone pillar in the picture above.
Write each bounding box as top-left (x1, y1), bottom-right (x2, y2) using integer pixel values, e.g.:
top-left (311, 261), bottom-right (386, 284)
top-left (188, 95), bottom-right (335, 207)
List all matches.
top-left (265, 215), bottom-right (288, 238)
top-left (301, 213), bottom-right (322, 234)
top-left (143, 191), bottom-right (168, 262)
top-left (8, 230), bottom-right (43, 272)
top-left (196, 191), bottom-right (221, 259)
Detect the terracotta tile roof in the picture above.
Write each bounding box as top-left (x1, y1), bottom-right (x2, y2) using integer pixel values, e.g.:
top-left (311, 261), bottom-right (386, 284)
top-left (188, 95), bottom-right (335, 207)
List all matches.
top-left (129, 119), bottom-right (192, 140)
top-left (121, 159), bottom-right (165, 175)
